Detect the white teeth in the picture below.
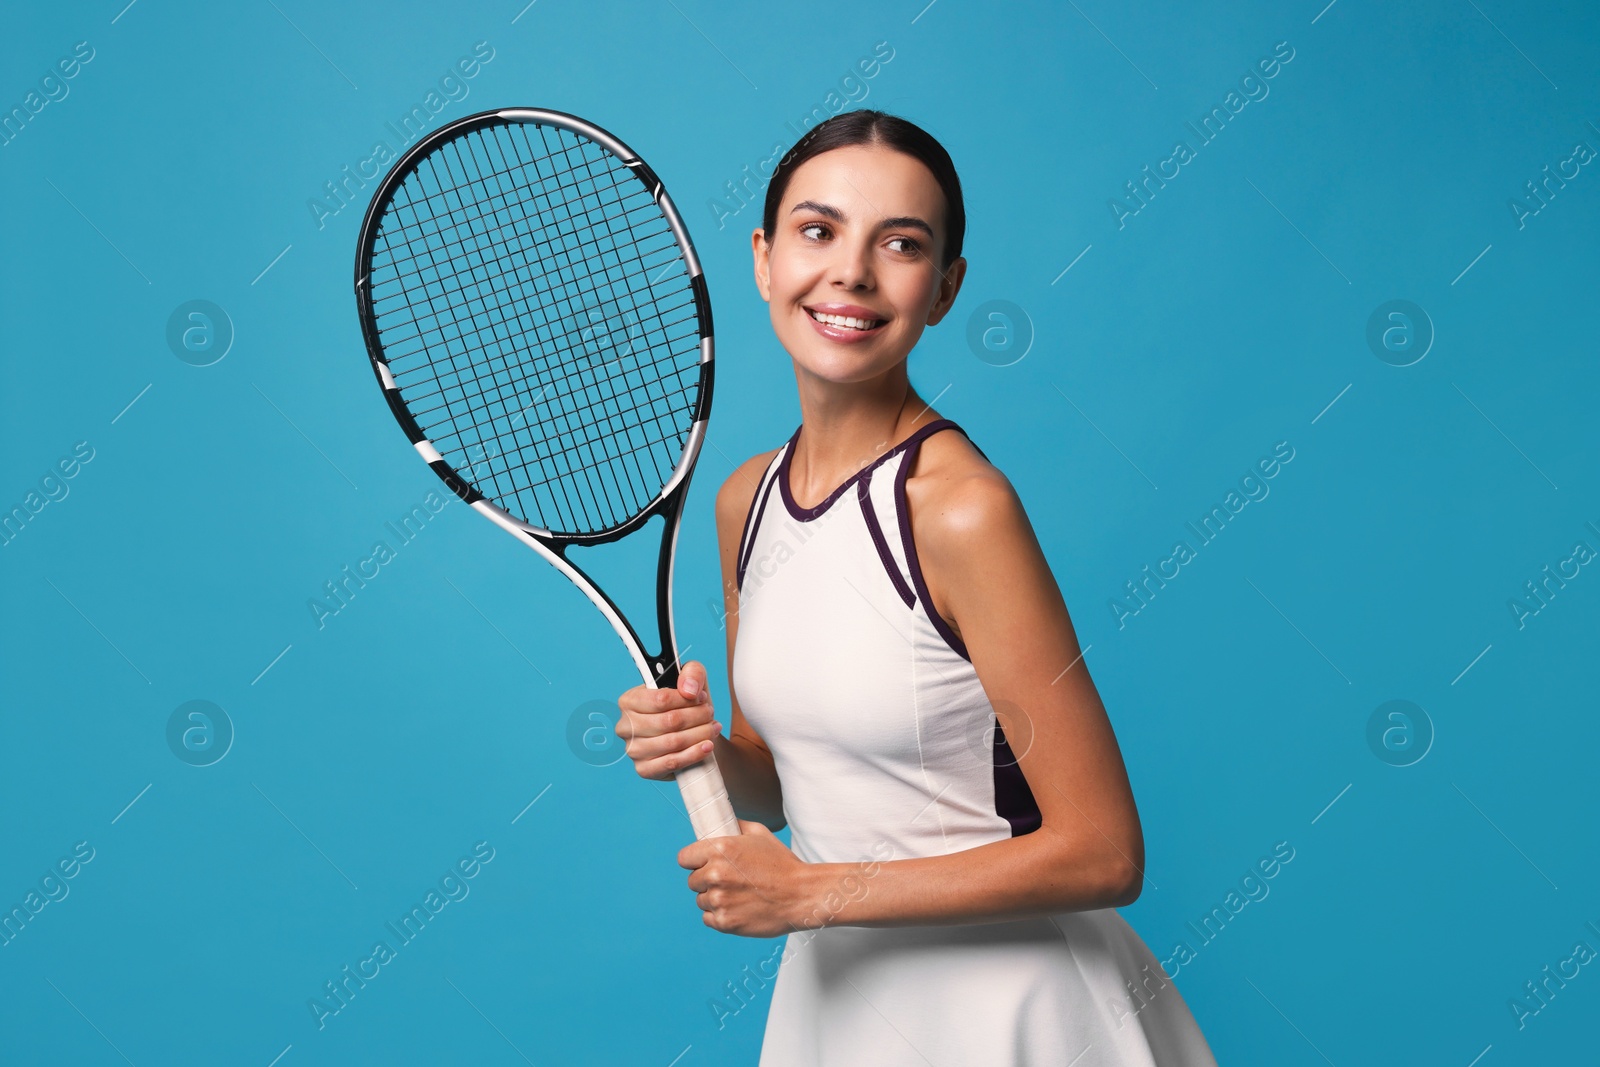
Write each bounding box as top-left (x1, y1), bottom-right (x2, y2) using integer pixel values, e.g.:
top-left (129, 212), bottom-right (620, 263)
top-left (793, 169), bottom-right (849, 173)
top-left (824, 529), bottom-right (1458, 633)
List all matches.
top-left (808, 309), bottom-right (881, 331)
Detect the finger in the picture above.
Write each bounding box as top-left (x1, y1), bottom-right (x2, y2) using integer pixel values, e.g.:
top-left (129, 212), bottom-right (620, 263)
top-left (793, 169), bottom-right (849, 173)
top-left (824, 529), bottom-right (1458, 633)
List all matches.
top-left (633, 736), bottom-right (717, 780)
top-left (678, 660), bottom-right (708, 703)
top-left (629, 720), bottom-right (720, 760)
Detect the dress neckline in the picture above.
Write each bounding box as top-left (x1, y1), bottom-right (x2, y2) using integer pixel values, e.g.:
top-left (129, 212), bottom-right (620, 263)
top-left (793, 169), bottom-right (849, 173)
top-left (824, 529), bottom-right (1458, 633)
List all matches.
top-left (777, 418), bottom-right (961, 523)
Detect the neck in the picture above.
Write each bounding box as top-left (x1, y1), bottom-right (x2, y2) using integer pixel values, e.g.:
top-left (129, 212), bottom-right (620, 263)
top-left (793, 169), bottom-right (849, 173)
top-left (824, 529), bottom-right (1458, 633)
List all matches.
top-left (787, 361), bottom-right (937, 504)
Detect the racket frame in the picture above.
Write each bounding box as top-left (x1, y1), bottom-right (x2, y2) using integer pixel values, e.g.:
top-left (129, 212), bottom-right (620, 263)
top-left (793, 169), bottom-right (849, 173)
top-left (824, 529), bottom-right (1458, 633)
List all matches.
top-left (354, 107), bottom-right (739, 840)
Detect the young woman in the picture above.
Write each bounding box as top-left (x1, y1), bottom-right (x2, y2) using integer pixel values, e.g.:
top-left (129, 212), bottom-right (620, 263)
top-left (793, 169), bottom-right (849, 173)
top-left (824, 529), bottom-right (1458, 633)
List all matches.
top-left (616, 110), bottom-right (1218, 1066)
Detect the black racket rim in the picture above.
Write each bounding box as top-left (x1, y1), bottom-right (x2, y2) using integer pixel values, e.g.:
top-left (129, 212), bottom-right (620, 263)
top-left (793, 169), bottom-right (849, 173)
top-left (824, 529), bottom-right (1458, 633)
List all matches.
top-left (353, 106), bottom-right (715, 546)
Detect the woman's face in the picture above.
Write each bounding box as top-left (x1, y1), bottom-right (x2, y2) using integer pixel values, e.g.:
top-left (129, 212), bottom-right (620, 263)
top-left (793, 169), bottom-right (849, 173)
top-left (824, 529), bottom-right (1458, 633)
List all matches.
top-left (752, 143), bottom-right (965, 385)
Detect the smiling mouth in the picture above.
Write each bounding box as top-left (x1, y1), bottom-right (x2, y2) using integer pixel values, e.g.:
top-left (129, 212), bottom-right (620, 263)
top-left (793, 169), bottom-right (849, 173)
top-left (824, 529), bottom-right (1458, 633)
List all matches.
top-left (806, 308), bottom-right (886, 331)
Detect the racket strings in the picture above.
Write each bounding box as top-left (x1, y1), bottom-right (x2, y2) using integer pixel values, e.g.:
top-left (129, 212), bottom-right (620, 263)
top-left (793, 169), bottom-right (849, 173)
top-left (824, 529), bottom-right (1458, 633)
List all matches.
top-left (365, 119), bottom-right (704, 536)
top-left (395, 129), bottom-right (675, 517)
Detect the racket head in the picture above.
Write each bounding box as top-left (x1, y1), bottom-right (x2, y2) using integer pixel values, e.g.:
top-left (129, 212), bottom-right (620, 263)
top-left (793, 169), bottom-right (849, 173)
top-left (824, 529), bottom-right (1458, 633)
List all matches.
top-left (354, 107), bottom-right (714, 545)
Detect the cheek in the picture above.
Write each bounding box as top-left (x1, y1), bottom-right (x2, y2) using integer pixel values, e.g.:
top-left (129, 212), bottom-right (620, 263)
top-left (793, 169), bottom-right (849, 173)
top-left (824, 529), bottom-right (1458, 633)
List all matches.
top-left (765, 248), bottom-right (813, 301)
top-left (888, 270), bottom-right (941, 318)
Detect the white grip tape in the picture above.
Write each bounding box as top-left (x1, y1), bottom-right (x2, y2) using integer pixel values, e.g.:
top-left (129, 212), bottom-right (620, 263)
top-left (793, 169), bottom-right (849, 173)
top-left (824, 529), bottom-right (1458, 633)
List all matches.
top-left (676, 759), bottom-right (741, 839)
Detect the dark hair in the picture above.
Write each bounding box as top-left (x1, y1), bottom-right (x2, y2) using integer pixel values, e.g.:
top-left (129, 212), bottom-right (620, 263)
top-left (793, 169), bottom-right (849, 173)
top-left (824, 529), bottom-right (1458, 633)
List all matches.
top-left (760, 110), bottom-right (966, 269)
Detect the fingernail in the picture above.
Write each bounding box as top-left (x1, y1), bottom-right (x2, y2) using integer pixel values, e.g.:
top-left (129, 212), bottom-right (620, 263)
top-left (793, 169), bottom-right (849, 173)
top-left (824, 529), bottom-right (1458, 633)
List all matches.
top-left (682, 676), bottom-right (700, 697)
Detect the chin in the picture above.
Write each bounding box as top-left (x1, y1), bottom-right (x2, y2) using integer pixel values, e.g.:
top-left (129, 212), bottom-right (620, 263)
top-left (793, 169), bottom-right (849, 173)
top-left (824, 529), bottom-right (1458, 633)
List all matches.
top-left (789, 345), bottom-right (903, 384)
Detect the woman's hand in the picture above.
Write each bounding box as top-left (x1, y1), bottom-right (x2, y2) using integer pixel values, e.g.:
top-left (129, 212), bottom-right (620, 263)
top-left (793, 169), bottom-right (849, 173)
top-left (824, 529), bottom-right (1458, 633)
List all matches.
top-left (615, 660), bottom-right (723, 781)
top-left (679, 819), bottom-right (815, 938)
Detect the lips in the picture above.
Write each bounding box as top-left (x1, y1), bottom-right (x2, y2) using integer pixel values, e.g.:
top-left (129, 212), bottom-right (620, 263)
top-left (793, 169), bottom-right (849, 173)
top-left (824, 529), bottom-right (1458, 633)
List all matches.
top-left (803, 304), bottom-right (888, 343)
top-left (808, 309), bottom-right (882, 330)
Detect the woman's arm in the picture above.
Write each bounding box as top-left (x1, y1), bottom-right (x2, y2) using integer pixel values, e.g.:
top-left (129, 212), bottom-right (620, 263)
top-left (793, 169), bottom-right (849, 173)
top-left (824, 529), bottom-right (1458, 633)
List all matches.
top-left (789, 434), bottom-right (1145, 928)
top-left (708, 452), bottom-right (787, 831)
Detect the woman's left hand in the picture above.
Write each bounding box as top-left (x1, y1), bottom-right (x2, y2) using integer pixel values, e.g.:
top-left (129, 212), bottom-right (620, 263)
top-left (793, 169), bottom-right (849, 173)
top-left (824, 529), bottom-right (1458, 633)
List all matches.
top-left (679, 820), bottom-right (815, 938)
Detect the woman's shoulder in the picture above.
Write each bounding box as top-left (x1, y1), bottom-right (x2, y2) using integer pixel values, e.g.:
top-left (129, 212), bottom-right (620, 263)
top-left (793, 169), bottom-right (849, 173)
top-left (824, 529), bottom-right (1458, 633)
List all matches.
top-left (907, 421), bottom-right (1028, 548)
top-left (713, 446), bottom-right (784, 533)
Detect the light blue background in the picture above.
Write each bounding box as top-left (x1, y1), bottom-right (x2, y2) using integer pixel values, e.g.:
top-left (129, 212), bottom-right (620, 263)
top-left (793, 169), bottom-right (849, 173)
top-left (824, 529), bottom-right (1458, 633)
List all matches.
top-left (3, 1), bottom-right (1598, 1063)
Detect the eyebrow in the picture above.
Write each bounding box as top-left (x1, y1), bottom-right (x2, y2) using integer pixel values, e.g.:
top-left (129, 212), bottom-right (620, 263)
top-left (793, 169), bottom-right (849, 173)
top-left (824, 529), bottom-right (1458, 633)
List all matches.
top-left (789, 200), bottom-right (935, 240)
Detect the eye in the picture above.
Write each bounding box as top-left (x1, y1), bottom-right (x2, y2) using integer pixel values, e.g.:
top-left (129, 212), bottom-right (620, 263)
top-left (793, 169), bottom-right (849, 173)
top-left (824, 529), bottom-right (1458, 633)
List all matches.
top-left (887, 235), bottom-right (922, 255)
top-left (798, 222), bottom-right (830, 241)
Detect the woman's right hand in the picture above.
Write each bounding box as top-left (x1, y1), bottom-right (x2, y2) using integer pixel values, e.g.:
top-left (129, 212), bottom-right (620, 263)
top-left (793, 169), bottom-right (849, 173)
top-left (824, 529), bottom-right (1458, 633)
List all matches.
top-left (615, 660), bottom-right (723, 781)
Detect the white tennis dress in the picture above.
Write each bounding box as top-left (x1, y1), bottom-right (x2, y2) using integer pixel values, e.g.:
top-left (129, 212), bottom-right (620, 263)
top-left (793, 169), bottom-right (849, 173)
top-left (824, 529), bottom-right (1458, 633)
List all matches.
top-left (731, 419), bottom-right (1219, 1067)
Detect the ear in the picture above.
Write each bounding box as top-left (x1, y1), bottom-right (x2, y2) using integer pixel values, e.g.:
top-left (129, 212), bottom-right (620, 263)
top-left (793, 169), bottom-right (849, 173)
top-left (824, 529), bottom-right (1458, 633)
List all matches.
top-left (751, 228), bottom-right (772, 303)
top-left (925, 256), bottom-right (967, 326)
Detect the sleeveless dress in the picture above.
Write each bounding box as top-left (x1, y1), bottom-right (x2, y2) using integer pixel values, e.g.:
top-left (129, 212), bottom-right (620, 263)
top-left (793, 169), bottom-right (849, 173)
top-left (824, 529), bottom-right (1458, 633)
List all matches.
top-left (731, 419), bottom-right (1219, 1067)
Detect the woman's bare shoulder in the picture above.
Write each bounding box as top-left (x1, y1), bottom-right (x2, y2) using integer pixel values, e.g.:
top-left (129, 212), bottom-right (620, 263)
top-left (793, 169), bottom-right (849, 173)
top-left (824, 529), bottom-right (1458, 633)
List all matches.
top-left (713, 447), bottom-right (783, 533)
top-left (906, 425), bottom-right (1023, 539)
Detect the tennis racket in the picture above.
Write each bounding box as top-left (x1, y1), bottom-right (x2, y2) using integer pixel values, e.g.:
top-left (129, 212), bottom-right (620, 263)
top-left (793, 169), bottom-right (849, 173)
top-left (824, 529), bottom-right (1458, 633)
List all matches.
top-left (353, 107), bottom-right (740, 841)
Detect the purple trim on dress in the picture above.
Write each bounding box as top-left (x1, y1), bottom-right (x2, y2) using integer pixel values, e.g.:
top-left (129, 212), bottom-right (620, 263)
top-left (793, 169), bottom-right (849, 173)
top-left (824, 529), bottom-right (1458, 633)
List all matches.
top-left (993, 718), bottom-right (1043, 837)
top-left (777, 419), bottom-right (961, 524)
top-left (857, 478), bottom-right (915, 608)
top-left (891, 421), bottom-right (972, 662)
top-left (736, 449), bottom-right (785, 593)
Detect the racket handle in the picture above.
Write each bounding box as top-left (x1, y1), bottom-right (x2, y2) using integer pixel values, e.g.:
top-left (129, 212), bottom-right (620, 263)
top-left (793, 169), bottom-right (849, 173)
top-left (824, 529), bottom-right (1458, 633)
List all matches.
top-left (674, 757), bottom-right (742, 839)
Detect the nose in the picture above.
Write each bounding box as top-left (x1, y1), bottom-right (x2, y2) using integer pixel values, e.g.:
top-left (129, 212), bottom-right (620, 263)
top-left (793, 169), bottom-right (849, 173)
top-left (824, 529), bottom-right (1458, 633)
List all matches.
top-left (827, 235), bottom-right (874, 291)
